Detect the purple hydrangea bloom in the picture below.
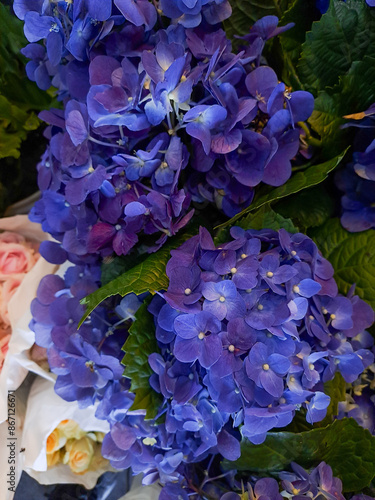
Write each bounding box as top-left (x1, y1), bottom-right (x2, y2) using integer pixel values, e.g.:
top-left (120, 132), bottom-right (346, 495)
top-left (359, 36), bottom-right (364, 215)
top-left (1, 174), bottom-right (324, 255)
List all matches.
top-left (18, 3), bottom-right (314, 262)
top-left (245, 342), bottom-right (291, 398)
top-left (142, 225), bottom-right (374, 460)
top-left (336, 104), bottom-right (375, 232)
top-left (202, 279), bottom-right (245, 320)
top-left (281, 462), bottom-right (345, 500)
top-left (174, 311), bottom-right (222, 368)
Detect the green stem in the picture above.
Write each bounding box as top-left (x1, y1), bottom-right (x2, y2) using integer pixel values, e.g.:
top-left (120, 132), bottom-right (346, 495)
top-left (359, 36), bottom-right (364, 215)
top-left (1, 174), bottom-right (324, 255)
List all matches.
top-left (284, 51), bottom-right (304, 90)
top-left (298, 121), bottom-right (322, 148)
top-left (272, 0), bottom-right (283, 17)
top-left (307, 137), bottom-right (323, 147)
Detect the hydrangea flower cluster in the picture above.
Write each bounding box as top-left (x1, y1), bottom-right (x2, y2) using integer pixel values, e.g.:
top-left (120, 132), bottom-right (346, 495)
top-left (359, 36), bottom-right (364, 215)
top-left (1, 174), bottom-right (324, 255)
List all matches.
top-left (279, 462), bottom-right (347, 500)
top-left (151, 227), bottom-right (374, 440)
top-left (96, 226), bottom-right (374, 490)
top-left (15, 0), bottom-right (313, 259)
top-left (29, 262), bottom-right (130, 407)
top-left (336, 103), bottom-right (375, 232)
top-left (338, 339), bottom-right (375, 435)
top-left (17, 1), bottom-right (375, 498)
top-left (158, 459), bottom-right (374, 499)
top-left (159, 461), bottom-right (345, 499)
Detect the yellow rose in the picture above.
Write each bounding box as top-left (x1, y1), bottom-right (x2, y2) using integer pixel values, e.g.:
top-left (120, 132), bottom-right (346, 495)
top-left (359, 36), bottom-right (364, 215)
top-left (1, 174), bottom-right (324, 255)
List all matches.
top-left (94, 432), bottom-right (105, 443)
top-left (47, 450), bottom-right (61, 468)
top-left (57, 419), bottom-right (85, 440)
top-left (65, 437), bottom-right (95, 475)
top-left (46, 428), bottom-right (67, 455)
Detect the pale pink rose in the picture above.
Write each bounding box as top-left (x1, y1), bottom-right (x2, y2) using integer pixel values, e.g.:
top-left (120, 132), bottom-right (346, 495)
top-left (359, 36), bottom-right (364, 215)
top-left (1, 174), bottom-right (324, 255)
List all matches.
top-left (0, 231), bottom-right (26, 245)
top-left (0, 278), bottom-right (24, 325)
top-left (0, 333), bottom-right (11, 372)
top-left (0, 241), bottom-right (39, 278)
top-left (0, 323), bottom-right (11, 338)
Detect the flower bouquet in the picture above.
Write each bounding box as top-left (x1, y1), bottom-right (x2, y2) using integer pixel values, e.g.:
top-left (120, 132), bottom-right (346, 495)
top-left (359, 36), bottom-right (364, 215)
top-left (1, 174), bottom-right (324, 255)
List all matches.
top-left (0, 215), bottom-right (59, 423)
top-left (21, 377), bottom-right (110, 489)
top-left (7, 0), bottom-right (375, 498)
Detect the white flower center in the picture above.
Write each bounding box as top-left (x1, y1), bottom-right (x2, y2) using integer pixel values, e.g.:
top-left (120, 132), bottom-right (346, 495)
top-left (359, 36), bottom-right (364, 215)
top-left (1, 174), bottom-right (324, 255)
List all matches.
top-left (142, 437), bottom-right (157, 446)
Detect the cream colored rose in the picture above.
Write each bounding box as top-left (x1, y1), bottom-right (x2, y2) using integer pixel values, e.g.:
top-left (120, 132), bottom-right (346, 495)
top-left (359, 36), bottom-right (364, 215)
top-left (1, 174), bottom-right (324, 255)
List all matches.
top-left (57, 419), bottom-right (85, 440)
top-left (47, 449), bottom-right (61, 468)
top-left (46, 428), bottom-right (67, 455)
top-left (94, 432), bottom-right (105, 443)
top-left (64, 437), bottom-right (95, 475)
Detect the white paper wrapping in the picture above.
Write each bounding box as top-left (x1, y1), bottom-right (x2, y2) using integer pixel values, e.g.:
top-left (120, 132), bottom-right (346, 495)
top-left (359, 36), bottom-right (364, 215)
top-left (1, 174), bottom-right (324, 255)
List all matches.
top-left (21, 377), bottom-right (111, 488)
top-left (0, 215), bottom-right (59, 424)
top-left (0, 377), bottom-right (31, 500)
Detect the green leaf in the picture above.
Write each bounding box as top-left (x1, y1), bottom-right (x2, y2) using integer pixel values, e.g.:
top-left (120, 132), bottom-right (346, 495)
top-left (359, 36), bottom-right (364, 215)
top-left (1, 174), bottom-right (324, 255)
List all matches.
top-left (298, 0), bottom-right (375, 94)
top-left (278, 0), bottom-right (318, 88)
top-left (122, 301), bottom-right (163, 419)
top-left (0, 4), bottom-right (56, 112)
top-left (0, 128), bottom-right (23, 159)
top-left (275, 186), bottom-right (334, 230)
top-left (23, 112), bottom-right (40, 132)
top-left (100, 253), bottom-right (148, 286)
top-left (309, 57), bottom-right (375, 157)
top-left (316, 373), bottom-right (347, 428)
top-left (310, 218), bottom-right (375, 310)
top-left (213, 227), bottom-right (231, 246)
top-left (0, 95), bottom-right (41, 159)
top-left (0, 4), bottom-right (28, 57)
top-left (223, 0), bottom-right (289, 39)
top-left (236, 204), bottom-right (298, 233)
top-left (215, 150), bottom-right (347, 230)
top-left (79, 223), bottom-right (201, 327)
top-left (224, 418), bottom-right (375, 492)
